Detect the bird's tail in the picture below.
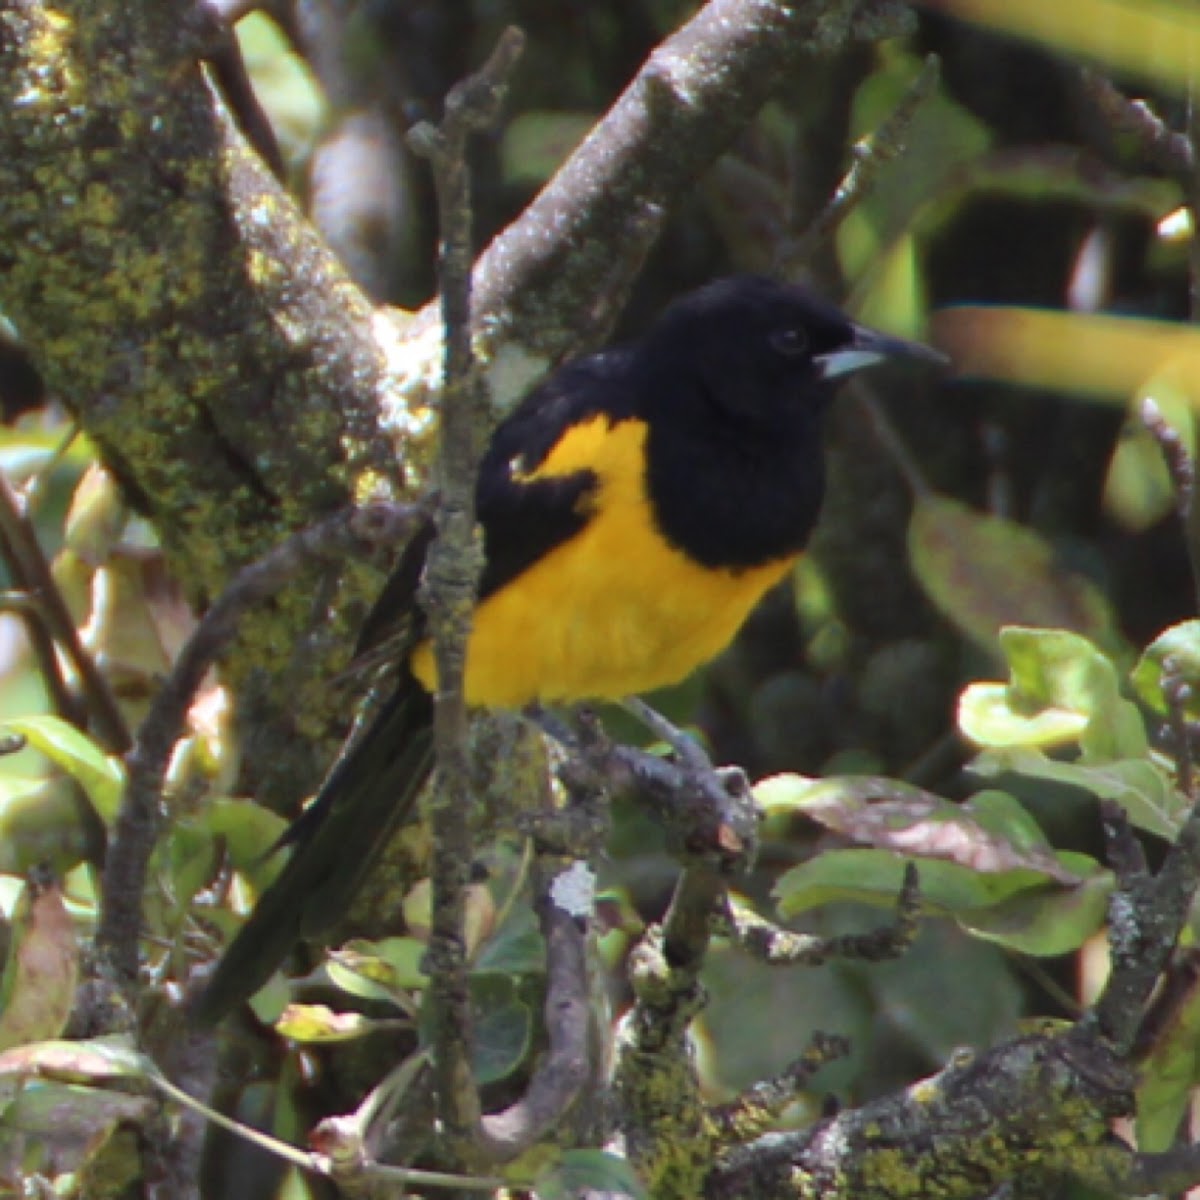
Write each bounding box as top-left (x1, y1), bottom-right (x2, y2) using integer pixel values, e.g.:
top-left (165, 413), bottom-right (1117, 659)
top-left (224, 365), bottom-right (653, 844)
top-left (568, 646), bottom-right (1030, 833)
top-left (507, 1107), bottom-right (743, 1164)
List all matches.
top-left (193, 675), bottom-right (434, 1024)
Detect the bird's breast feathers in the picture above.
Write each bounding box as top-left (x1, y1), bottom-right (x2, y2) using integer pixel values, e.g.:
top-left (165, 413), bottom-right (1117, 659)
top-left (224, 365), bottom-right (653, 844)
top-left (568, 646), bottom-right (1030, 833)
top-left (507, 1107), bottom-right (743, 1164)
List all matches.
top-left (410, 413), bottom-right (797, 707)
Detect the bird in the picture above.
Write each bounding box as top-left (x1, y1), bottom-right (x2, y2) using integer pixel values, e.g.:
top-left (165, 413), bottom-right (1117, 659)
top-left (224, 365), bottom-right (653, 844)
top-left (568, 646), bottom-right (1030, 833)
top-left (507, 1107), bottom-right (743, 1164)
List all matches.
top-left (194, 274), bottom-right (945, 1022)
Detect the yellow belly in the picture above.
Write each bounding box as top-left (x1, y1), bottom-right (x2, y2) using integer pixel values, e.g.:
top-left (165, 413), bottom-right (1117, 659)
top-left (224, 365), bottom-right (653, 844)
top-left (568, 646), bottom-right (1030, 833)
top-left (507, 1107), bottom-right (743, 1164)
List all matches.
top-left (410, 418), bottom-right (797, 708)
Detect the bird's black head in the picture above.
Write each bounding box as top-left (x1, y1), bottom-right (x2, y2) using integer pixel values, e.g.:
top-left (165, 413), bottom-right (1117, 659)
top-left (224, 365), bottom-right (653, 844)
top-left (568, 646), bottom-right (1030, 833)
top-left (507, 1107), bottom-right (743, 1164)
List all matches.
top-left (636, 275), bottom-right (945, 568)
top-left (638, 274), bottom-right (944, 436)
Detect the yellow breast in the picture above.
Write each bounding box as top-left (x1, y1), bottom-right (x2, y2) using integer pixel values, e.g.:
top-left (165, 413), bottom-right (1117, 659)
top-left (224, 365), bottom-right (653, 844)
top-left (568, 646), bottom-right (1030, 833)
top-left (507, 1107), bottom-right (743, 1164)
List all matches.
top-left (410, 417), bottom-right (797, 708)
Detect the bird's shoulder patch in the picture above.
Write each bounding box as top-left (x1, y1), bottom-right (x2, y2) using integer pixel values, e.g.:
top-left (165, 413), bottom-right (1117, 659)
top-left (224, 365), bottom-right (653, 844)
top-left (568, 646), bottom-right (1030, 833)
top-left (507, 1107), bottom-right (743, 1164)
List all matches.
top-left (475, 348), bottom-right (640, 600)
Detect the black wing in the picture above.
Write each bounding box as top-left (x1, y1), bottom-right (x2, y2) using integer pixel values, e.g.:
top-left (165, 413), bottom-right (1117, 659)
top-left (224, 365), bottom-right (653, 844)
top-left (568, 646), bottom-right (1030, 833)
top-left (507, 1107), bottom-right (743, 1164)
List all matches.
top-left (194, 345), bottom-right (640, 1023)
top-left (475, 345), bottom-right (640, 600)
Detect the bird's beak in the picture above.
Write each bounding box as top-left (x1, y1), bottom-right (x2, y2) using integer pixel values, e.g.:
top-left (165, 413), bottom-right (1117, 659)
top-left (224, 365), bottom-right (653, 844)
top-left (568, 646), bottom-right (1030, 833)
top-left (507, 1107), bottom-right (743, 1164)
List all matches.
top-left (815, 324), bottom-right (949, 382)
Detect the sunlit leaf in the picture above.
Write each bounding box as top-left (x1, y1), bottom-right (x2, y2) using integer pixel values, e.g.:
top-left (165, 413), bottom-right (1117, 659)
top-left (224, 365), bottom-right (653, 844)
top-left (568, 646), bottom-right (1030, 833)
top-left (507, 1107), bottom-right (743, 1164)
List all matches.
top-left (971, 748), bottom-right (1181, 839)
top-left (959, 682), bottom-right (1090, 749)
top-left (958, 628), bottom-right (1146, 761)
top-left (63, 463), bottom-right (126, 568)
top-left (919, 0), bottom-right (1200, 93)
top-left (276, 1003), bottom-right (378, 1043)
top-left (932, 306), bottom-right (1200, 406)
top-left (333, 936), bottom-right (428, 991)
top-left (202, 798), bottom-right (288, 869)
top-left (1132, 620), bottom-right (1200, 722)
top-left (0, 717), bottom-right (123, 823)
top-left (0, 776), bottom-right (101, 876)
top-left (236, 12), bottom-right (326, 166)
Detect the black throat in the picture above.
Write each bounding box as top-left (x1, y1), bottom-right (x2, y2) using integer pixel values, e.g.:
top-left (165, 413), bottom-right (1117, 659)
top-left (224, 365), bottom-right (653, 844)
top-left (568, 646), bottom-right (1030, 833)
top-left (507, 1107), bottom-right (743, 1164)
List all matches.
top-left (642, 394), bottom-right (829, 570)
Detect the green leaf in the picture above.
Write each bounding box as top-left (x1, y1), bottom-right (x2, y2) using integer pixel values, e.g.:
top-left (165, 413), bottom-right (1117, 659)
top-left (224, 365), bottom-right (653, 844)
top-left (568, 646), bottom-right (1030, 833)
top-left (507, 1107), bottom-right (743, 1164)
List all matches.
top-left (958, 857), bottom-right (1112, 955)
top-left (972, 748), bottom-right (1181, 839)
top-left (336, 936), bottom-right (429, 990)
top-left (323, 937), bottom-right (426, 1011)
top-left (275, 1004), bottom-right (380, 1043)
top-left (535, 1149), bottom-right (646, 1200)
top-left (908, 496), bottom-right (1120, 654)
top-left (0, 716), bottom-right (124, 823)
top-left (1132, 619), bottom-right (1200, 722)
top-left (202, 799), bottom-right (289, 870)
top-left (958, 628), bottom-right (1146, 761)
top-left (959, 681), bottom-right (1090, 749)
top-left (1104, 384), bottom-right (1194, 532)
top-left (0, 777), bottom-right (101, 876)
top-left (474, 905), bottom-right (545, 976)
top-left (236, 12), bottom-right (326, 166)
top-left (501, 111), bottom-right (595, 186)
top-left (323, 961), bottom-right (412, 1010)
top-left (759, 774), bottom-right (1078, 883)
top-left (470, 975), bottom-right (531, 1085)
top-left (418, 973), bottom-right (531, 1086)
top-left (0, 1035), bottom-right (147, 1088)
top-left (1136, 968), bottom-right (1200, 1151)
top-left (775, 848), bottom-right (1051, 919)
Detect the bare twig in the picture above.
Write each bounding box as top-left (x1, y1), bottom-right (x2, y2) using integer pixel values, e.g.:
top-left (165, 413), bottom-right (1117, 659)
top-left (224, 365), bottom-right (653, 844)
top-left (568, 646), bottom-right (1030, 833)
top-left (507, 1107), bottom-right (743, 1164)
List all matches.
top-left (710, 1033), bottom-right (851, 1141)
top-left (0, 590), bottom-right (84, 729)
top-left (726, 862), bottom-right (921, 967)
top-left (406, 24), bottom-right (525, 1154)
top-left (1140, 398), bottom-right (1200, 614)
top-left (96, 502), bottom-right (418, 991)
top-left (199, 3), bottom-right (286, 181)
top-left (781, 53), bottom-right (940, 275)
top-left (0, 469), bottom-right (130, 751)
top-left (1081, 70), bottom-right (1193, 179)
top-left (464, 0), bottom-right (915, 388)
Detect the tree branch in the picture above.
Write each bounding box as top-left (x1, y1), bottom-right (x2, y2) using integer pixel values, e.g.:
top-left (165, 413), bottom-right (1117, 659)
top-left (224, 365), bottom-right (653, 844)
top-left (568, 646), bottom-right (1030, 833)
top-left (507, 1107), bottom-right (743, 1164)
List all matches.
top-left (96, 503), bottom-right (418, 991)
top-left (407, 25), bottom-right (525, 1157)
top-left (459, 0), bottom-right (918, 402)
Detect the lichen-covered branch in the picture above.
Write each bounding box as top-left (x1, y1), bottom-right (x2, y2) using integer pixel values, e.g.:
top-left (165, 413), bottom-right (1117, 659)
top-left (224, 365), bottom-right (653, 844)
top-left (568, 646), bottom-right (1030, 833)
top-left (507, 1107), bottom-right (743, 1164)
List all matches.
top-left (708, 1029), bottom-right (1135, 1199)
top-left (0, 0), bottom-right (414, 811)
top-left (460, 0), bottom-right (919, 402)
top-left (406, 25), bottom-right (524, 1156)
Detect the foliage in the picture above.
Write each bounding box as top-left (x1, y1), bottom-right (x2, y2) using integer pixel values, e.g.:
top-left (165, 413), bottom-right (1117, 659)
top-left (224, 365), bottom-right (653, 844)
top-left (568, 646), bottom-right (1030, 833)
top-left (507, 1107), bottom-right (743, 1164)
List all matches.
top-left (4, 0), bottom-right (1200, 1197)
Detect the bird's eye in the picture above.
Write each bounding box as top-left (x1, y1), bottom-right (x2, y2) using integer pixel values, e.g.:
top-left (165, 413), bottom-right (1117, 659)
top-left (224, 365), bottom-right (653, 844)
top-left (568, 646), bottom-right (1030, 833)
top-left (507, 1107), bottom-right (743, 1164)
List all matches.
top-left (770, 327), bottom-right (809, 357)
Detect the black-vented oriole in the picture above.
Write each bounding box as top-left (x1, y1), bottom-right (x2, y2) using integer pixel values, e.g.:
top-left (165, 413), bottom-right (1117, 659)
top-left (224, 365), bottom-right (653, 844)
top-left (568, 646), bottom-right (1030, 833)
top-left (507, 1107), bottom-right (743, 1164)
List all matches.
top-left (195, 274), bottom-right (944, 1022)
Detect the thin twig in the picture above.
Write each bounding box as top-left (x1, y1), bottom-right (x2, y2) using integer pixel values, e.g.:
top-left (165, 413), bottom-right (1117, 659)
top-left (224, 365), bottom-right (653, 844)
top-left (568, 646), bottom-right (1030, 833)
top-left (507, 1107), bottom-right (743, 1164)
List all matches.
top-left (96, 502), bottom-right (418, 991)
top-left (406, 24), bottom-right (525, 1155)
top-left (725, 863), bottom-right (921, 967)
top-left (709, 1033), bottom-right (851, 1141)
top-left (0, 589), bottom-right (84, 728)
top-left (780, 53), bottom-right (940, 275)
top-left (0, 469), bottom-right (130, 751)
top-left (1081, 70), bottom-right (1193, 179)
top-left (198, 0), bottom-right (285, 179)
top-left (1140, 398), bottom-right (1200, 615)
